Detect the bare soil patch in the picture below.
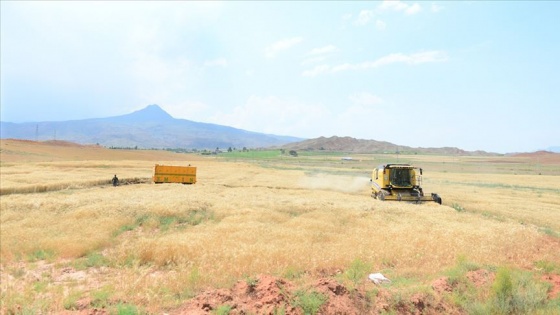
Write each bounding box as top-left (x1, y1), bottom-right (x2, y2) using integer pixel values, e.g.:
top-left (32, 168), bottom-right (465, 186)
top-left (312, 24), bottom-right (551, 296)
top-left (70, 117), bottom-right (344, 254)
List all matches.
top-left (173, 273), bottom-right (464, 315)
top-left (542, 274), bottom-right (560, 299)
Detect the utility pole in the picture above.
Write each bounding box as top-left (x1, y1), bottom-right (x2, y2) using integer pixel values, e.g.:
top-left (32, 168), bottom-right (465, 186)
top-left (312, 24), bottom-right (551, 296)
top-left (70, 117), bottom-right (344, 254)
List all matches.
top-left (35, 124), bottom-right (39, 142)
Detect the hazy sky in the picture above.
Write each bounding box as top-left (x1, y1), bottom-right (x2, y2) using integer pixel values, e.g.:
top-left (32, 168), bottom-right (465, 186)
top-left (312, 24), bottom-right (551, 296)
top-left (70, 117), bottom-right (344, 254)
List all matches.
top-left (1, 1), bottom-right (559, 153)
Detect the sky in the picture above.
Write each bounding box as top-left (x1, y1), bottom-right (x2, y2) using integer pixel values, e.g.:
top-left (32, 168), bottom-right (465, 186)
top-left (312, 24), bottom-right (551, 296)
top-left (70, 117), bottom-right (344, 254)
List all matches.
top-left (1, 1), bottom-right (559, 153)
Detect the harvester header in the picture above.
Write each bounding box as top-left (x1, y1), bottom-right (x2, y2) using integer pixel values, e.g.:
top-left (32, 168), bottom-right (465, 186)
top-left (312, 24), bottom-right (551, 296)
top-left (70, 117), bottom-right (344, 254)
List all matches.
top-left (371, 163), bottom-right (441, 204)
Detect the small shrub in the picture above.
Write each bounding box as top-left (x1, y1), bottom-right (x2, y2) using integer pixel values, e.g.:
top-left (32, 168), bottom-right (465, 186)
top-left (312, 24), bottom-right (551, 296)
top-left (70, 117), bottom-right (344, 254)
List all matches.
top-left (490, 268), bottom-right (549, 314)
top-left (33, 280), bottom-right (48, 293)
top-left (292, 289), bottom-right (327, 315)
top-left (244, 276), bottom-right (259, 291)
top-left (364, 288), bottom-right (379, 311)
top-left (443, 256), bottom-right (483, 310)
top-left (283, 265), bottom-right (304, 280)
top-left (159, 216), bottom-right (177, 231)
top-left (445, 256), bottom-right (478, 288)
top-left (343, 258), bottom-right (372, 289)
top-left (177, 266), bottom-right (203, 299)
top-left (451, 203), bottom-right (465, 212)
top-left (464, 301), bottom-right (491, 315)
top-left (387, 291), bottom-right (406, 310)
top-left (91, 286), bottom-right (113, 308)
top-left (534, 260), bottom-right (560, 273)
top-left (63, 291), bottom-right (83, 310)
top-left (491, 267), bottom-right (513, 314)
top-left (113, 224), bottom-right (137, 237)
top-left (113, 214), bottom-right (153, 236)
top-left (510, 271), bottom-right (549, 314)
top-left (272, 305), bottom-right (287, 315)
top-left (76, 251), bottom-right (110, 269)
top-left (538, 227), bottom-right (560, 238)
top-left (214, 304), bottom-right (233, 315)
top-left (27, 249), bottom-right (56, 262)
top-left (89, 251), bottom-right (109, 267)
top-left (114, 303), bottom-right (141, 315)
top-left (185, 208), bottom-right (214, 226)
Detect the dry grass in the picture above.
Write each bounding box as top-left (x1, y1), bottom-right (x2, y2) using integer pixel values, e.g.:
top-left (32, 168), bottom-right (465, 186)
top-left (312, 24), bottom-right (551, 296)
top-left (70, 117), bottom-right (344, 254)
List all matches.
top-left (1, 140), bottom-right (559, 312)
top-left (429, 172), bottom-right (560, 232)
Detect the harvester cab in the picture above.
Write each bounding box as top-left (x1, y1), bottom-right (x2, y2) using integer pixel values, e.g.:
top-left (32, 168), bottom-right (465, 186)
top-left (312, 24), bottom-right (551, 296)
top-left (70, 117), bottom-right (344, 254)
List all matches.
top-left (371, 164), bottom-right (442, 204)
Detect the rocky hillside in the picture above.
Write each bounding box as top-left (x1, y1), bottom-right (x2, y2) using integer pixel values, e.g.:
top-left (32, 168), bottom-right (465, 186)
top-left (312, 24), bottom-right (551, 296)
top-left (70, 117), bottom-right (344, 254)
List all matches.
top-left (280, 136), bottom-right (497, 155)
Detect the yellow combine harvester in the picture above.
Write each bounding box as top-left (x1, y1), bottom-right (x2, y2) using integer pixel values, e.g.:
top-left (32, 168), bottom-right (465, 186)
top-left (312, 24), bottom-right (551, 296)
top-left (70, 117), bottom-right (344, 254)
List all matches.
top-left (371, 164), bottom-right (441, 204)
top-left (153, 164), bottom-right (197, 184)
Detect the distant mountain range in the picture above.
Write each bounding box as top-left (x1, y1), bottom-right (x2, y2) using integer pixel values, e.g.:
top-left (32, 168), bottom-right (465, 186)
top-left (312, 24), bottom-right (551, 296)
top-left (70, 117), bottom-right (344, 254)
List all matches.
top-left (279, 136), bottom-right (499, 155)
top-left (0, 105), bottom-right (303, 149)
top-left (1, 105), bottom-right (557, 154)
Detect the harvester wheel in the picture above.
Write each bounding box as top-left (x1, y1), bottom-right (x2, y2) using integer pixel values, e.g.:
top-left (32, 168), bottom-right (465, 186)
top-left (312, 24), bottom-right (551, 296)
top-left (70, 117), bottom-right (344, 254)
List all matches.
top-left (378, 192), bottom-right (385, 201)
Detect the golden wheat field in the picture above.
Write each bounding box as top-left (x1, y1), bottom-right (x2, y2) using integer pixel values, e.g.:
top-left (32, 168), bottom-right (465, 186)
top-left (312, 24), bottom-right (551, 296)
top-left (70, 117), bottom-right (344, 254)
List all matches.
top-left (1, 139), bottom-right (559, 314)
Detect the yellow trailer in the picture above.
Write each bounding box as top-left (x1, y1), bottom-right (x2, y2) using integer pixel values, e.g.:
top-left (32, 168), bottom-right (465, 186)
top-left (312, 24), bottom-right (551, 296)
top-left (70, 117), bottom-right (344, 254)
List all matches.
top-left (153, 164), bottom-right (197, 184)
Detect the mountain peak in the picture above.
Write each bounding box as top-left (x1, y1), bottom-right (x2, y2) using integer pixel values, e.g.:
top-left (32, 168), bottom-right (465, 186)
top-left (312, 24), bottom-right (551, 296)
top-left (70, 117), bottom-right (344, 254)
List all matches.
top-left (118, 104), bottom-right (174, 122)
top-left (135, 104), bottom-right (173, 118)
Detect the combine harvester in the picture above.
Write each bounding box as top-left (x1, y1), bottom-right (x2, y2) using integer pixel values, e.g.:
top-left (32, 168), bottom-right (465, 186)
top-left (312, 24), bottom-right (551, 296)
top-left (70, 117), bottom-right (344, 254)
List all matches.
top-left (371, 164), bottom-right (442, 204)
top-left (153, 164), bottom-right (197, 184)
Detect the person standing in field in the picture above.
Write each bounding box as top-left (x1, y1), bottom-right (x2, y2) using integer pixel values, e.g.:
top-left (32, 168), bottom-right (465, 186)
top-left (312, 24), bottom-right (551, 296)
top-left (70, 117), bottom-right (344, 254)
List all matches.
top-left (112, 174), bottom-right (119, 186)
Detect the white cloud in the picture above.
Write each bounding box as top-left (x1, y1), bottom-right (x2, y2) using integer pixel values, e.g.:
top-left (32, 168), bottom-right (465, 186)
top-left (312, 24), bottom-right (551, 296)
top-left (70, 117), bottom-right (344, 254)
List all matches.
top-left (302, 65), bottom-right (332, 77)
top-left (329, 92), bottom-right (392, 140)
top-left (301, 56), bottom-right (327, 66)
top-left (302, 45), bottom-right (338, 65)
top-left (379, 0), bottom-right (408, 12)
top-left (209, 95), bottom-right (330, 136)
top-left (264, 37), bottom-right (304, 59)
top-left (302, 50), bottom-right (448, 77)
top-left (374, 50), bottom-right (448, 66)
top-left (306, 45), bottom-right (339, 56)
top-left (348, 1), bottom-right (420, 31)
top-left (204, 58), bottom-right (228, 67)
top-left (378, 0), bottom-right (422, 15)
top-left (354, 10), bottom-right (374, 26)
top-left (208, 94), bottom-right (392, 140)
top-left (431, 3), bottom-right (443, 13)
top-left (349, 92), bottom-right (384, 106)
top-left (405, 3), bottom-right (421, 15)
